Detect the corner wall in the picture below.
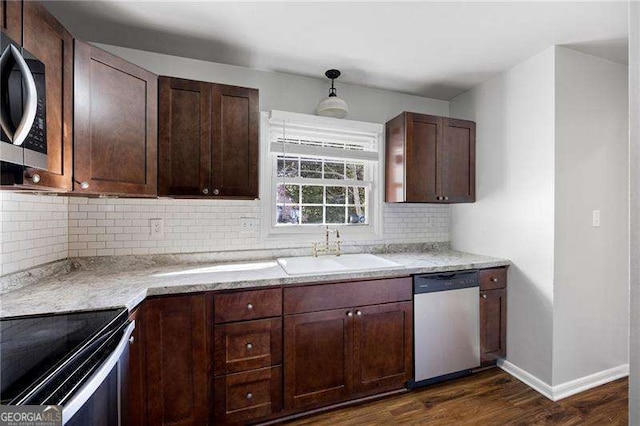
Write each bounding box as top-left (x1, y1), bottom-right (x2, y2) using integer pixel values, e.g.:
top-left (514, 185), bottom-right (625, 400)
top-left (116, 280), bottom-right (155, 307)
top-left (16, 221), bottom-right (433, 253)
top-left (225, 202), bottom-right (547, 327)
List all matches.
top-left (449, 47), bottom-right (557, 385)
top-left (553, 47), bottom-right (629, 387)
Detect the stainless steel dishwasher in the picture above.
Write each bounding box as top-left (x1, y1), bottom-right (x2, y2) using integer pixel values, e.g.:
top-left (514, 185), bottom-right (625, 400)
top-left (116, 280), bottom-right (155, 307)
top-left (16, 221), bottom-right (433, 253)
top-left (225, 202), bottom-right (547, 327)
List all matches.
top-left (410, 271), bottom-right (480, 387)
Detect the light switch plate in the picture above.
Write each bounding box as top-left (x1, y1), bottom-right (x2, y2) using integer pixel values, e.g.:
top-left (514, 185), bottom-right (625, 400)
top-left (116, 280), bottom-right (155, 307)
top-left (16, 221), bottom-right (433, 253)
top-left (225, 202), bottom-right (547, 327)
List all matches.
top-left (592, 210), bottom-right (601, 227)
top-left (150, 218), bottom-right (164, 238)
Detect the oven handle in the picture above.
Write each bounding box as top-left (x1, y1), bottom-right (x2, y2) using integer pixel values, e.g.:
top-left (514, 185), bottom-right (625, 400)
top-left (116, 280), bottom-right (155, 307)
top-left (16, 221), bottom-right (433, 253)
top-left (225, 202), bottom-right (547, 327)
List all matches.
top-left (62, 320), bottom-right (135, 425)
top-left (0, 44), bottom-right (38, 146)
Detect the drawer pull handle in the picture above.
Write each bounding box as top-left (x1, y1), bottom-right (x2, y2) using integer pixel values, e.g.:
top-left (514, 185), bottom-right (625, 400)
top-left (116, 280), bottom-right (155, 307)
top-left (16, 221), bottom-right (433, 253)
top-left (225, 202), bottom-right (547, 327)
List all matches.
top-left (346, 311), bottom-right (353, 317)
top-left (246, 343), bottom-right (253, 350)
top-left (246, 392), bottom-right (253, 400)
top-left (482, 294), bottom-right (487, 299)
top-left (355, 310), bottom-right (362, 316)
top-left (491, 277), bottom-right (499, 282)
top-left (247, 303), bottom-right (254, 310)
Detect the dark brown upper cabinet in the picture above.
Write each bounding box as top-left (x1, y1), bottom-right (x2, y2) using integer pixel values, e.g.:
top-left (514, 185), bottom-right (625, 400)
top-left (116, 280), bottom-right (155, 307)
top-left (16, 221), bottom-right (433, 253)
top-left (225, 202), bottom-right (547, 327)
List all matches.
top-left (1, 1), bottom-right (74, 191)
top-left (159, 76), bottom-right (259, 199)
top-left (1, 0), bottom-right (22, 44)
top-left (385, 112), bottom-right (475, 203)
top-left (74, 40), bottom-right (158, 196)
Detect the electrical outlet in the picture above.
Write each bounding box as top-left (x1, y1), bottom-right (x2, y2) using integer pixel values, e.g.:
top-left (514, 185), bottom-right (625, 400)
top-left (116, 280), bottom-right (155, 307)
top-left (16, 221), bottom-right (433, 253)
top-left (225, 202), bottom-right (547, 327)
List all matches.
top-left (150, 218), bottom-right (164, 238)
top-left (592, 210), bottom-right (601, 228)
top-left (240, 218), bottom-right (258, 232)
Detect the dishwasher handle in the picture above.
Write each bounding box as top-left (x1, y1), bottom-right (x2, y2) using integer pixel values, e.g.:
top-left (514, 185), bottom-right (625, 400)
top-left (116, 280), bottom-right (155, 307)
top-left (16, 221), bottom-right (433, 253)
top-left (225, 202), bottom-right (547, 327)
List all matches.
top-left (414, 271), bottom-right (479, 294)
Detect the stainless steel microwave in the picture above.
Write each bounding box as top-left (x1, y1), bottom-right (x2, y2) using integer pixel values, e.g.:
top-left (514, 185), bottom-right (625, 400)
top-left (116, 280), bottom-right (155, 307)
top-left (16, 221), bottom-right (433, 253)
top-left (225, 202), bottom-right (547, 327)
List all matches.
top-left (0, 32), bottom-right (47, 172)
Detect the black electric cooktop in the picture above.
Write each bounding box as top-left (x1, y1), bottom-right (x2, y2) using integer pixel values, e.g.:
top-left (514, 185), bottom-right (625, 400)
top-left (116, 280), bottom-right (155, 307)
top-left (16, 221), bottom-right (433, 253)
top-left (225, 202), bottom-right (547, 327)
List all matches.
top-left (0, 308), bottom-right (126, 405)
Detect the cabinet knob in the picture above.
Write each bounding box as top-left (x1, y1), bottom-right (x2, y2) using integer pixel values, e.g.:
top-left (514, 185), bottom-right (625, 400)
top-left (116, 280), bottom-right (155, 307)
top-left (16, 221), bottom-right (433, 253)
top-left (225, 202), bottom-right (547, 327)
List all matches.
top-left (355, 310), bottom-right (362, 316)
top-left (80, 181), bottom-right (90, 190)
top-left (482, 294), bottom-right (487, 299)
top-left (213, 188), bottom-right (220, 195)
top-left (31, 173), bottom-right (41, 184)
top-left (346, 311), bottom-right (353, 317)
top-left (444, 196), bottom-right (449, 201)
top-left (129, 336), bottom-right (135, 345)
top-left (246, 392), bottom-right (253, 400)
top-left (491, 277), bottom-right (499, 282)
top-left (246, 343), bottom-right (253, 350)
top-left (247, 303), bottom-right (254, 310)
top-left (202, 188), bottom-right (209, 195)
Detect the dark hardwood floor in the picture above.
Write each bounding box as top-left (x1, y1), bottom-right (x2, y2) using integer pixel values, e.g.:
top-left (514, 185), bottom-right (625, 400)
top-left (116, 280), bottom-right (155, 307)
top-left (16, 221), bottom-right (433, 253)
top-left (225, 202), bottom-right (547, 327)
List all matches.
top-left (284, 368), bottom-right (628, 425)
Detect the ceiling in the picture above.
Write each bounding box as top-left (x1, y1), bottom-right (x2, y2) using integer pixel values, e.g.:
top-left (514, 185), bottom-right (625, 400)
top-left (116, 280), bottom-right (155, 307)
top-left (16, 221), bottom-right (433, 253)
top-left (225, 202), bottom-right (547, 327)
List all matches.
top-left (44, 1), bottom-right (629, 101)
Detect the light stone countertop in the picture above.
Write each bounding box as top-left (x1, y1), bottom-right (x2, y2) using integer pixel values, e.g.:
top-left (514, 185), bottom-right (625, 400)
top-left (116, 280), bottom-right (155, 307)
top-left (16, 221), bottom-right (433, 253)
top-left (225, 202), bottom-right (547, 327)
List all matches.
top-left (0, 250), bottom-right (509, 319)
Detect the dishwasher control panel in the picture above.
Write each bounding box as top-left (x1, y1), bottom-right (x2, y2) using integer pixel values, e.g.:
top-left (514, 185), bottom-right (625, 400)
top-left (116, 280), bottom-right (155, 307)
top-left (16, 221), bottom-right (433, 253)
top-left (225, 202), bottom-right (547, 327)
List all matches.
top-left (414, 271), bottom-right (479, 294)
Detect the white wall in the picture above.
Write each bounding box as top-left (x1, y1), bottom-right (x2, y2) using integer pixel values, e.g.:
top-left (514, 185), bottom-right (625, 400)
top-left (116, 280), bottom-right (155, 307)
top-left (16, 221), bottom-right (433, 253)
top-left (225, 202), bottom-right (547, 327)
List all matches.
top-left (553, 47), bottom-right (629, 386)
top-left (629, 2), bottom-right (640, 423)
top-left (94, 44), bottom-right (449, 123)
top-left (450, 48), bottom-right (557, 384)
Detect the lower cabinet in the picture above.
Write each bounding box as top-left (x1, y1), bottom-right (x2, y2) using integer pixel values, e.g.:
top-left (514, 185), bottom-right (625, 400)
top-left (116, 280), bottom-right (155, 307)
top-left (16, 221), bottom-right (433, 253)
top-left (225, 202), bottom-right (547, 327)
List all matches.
top-left (479, 268), bottom-right (508, 365)
top-left (283, 278), bottom-right (413, 412)
top-left (143, 295), bottom-right (209, 426)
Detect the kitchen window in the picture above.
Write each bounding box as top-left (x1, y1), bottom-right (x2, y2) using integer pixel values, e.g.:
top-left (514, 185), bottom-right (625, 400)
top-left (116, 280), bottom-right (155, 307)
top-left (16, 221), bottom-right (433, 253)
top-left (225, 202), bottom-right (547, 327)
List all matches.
top-left (260, 111), bottom-right (383, 240)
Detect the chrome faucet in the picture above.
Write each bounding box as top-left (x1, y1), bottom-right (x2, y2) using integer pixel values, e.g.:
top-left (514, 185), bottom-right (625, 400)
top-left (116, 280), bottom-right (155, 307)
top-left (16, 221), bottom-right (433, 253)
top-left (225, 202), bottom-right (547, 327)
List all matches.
top-left (312, 226), bottom-right (342, 257)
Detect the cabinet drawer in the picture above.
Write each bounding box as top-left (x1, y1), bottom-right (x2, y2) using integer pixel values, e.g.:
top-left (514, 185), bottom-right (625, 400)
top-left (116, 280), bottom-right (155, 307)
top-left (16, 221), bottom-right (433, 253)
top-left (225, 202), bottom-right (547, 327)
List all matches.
top-left (284, 277), bottom-right (412, 314)
top-left (214, 318), bottom-right (282, 376)
top-left (214, 288), bottom-right (282, 323)
top-left (214, 366), bottom-right (282, 424)
top-left (479, 268), bottom-right (507, 290)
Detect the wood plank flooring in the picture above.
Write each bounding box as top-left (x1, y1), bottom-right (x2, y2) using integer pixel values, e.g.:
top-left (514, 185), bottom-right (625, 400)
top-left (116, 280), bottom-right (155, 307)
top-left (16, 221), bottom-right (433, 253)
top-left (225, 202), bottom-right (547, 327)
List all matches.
top-left (284, 368), bottom-right (628, 425)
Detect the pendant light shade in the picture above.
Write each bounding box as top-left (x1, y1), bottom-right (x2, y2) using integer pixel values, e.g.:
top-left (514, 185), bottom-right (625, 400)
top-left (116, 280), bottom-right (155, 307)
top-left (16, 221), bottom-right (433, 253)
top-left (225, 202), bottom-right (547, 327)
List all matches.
top-left (316, 69), bottom-right (349, 119)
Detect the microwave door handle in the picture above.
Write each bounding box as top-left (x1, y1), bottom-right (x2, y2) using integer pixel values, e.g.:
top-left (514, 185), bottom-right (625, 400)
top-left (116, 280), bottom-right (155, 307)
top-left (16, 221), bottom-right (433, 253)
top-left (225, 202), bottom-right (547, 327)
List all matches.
top-left (0, 44), bottom-right (16, 140)
top-left (10, 45), bottom-right (38, 147)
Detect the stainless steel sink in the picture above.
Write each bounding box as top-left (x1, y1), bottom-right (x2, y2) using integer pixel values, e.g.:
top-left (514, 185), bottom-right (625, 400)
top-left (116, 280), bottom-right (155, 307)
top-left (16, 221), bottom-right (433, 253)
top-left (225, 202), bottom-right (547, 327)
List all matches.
top-left (276, 253), bottom-right (404, 276)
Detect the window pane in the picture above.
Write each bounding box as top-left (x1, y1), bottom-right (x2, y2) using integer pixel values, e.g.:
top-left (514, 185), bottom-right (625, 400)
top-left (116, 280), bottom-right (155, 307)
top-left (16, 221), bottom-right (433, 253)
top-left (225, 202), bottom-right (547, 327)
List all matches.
top-left (348, 207), bottom-right (366, 224)
top-left (326, 186), bottom-right (346, 204)
top-left (301, 206), bottom-right (323, 224)
top-left (324, 161), bottom-right (345, 179)
top-left (276, 184), bottom-right (300, 204)
top-left (345, 163), bottom-right (365, 181)
top-left (277, 158), bottom-right (299, 177)
top-left (302, 185), bottom-right (323, 204)
top-left (277, 205), bottom-right (300, 224)
top-left (300, 159), bottom-right (322, 178)
top-left (348, 187), bottom-right (366, 205)
top-left (326, 206), bottom-right (346, 224)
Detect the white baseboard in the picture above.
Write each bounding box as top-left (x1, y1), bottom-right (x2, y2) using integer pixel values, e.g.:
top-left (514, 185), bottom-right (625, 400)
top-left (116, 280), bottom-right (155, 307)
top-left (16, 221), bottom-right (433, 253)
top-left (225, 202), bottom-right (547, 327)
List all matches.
top-left (552, 364), bottom-right (629, 401)
top-left (497, 359), bottom-right (554, 400)
top-left (498, 359), bottom-right (629, 401)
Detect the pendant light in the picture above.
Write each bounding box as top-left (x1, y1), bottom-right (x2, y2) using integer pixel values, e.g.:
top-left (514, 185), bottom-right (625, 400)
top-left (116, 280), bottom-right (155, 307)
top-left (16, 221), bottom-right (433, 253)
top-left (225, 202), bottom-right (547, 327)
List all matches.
top-left (316, 69), bottom-right (349, 119)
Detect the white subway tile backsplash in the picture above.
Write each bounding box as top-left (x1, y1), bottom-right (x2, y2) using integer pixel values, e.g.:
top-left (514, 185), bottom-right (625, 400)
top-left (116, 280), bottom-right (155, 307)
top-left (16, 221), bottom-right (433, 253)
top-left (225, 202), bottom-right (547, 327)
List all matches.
top-left (1, 193), bottom-right (449, 275)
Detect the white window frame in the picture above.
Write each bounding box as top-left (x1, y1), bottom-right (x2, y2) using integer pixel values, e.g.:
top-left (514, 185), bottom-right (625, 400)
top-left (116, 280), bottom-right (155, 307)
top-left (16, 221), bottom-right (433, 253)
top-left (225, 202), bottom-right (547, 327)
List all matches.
top-left (260, 110), bottom-right (384, 242)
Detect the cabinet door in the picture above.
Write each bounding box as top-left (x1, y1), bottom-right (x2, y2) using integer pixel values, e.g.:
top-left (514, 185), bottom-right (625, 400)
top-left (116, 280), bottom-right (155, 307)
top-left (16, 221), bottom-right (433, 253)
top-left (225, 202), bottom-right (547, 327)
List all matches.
top-left (126, 307), bottom-right (146, 426)
top-left (480, 288), bottom-right (507, 365)
top-left (158, 77), bottom-right (211, 196)
top-left (353, 302), bottom-right (412, 394)
top-left (1, 0), bottom-right (21, 44)
top-left (74, 40), bottom-right (158, 196)
top-left (20, 1), bottom-right (73, 191)
top-left (145, 295), bottom-right (209, 426)
top-left (441, 118), bottom-right (475, 203)
top-left (284, 309), bottom-right (353, 410)
top-left (211, 84), bottom-right (258, 198)
top-left (405, 113), bottom-right (442, 202)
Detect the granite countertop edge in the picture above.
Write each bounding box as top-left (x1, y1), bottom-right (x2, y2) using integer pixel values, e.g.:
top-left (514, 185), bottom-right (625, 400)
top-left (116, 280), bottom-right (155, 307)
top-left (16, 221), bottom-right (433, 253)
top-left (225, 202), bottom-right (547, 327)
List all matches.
top-left (0, 251), bottom-right (510, 319)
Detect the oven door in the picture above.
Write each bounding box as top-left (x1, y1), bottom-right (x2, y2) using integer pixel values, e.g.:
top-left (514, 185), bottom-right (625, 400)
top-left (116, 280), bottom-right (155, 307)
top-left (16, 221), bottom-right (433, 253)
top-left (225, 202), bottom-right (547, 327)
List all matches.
top-left (63, 321), bottom-right (135, 426)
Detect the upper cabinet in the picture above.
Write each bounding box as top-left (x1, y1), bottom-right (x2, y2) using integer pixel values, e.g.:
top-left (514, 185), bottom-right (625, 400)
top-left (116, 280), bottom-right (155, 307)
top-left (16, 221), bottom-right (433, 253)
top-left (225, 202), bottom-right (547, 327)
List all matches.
top-left (1, 0), bottom-right (22, 44)
top-left (159, 76), bottom-right (259, 199)
top-left (385, 112), bottom-right (475, 203)
top-left (74, 40), bottom-right (158, 196)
